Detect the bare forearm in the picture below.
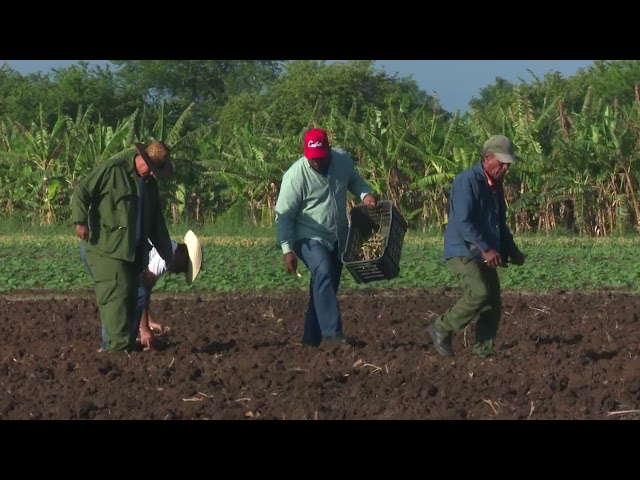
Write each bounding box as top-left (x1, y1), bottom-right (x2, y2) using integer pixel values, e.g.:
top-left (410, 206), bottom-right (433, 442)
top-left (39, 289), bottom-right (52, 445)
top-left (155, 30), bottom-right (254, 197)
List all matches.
top-left (140, 307), bottom-right (150, 331)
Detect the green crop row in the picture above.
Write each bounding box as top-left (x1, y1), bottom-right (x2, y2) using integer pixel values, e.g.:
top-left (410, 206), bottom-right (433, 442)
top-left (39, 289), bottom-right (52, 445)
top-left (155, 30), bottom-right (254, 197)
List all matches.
top-left (0, 229), bottom-right (638, 294)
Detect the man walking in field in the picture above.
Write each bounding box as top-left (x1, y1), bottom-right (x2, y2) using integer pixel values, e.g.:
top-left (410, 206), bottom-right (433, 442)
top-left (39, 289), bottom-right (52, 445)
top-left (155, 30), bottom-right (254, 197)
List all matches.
top-left (72, 141), bottom-right (176, 353)
top-left (275, 128), bottom-right (378, 348)
top-left (428, 134), bottom-right (526, 358)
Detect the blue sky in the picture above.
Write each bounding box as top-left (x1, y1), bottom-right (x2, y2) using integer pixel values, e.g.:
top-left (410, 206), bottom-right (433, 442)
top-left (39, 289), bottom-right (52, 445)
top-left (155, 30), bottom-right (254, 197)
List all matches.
top-left (1, 60), bottom-right (594, 113)
top-left (376, 60), bottom-right (594, 112)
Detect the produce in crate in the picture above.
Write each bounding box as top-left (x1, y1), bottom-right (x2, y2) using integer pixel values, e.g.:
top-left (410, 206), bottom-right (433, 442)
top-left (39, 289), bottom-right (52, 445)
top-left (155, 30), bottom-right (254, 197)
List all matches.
top-left (354, 225), bottom-right (385, 261)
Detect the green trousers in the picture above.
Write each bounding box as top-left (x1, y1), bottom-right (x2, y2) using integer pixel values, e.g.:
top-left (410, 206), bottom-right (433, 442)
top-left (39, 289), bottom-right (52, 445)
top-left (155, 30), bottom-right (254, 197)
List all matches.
top-left (436, 256), bottom-right (501, 354)
top-left (86, 252), bottom-right (138, 352)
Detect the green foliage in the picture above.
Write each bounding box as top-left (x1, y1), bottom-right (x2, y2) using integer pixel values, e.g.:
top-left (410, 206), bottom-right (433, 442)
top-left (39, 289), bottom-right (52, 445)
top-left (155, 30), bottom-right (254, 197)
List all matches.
top-left (568, 60), bottom-right (640, 109)
top-left (4, 60), bottom-right (640, 235)
top-left (217, 60), bottom-right (436, 138)
top-left (110, 60), bottom-right (282, 126)
top-left (1, 231), bottom-right (640, 293)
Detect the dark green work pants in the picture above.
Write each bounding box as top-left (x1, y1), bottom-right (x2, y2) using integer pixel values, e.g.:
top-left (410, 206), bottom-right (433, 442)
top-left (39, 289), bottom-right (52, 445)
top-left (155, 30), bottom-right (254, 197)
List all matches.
top-left (85, 252), bottom-right (138, 352)
top-left (436, 256), bottom-right (501, 355)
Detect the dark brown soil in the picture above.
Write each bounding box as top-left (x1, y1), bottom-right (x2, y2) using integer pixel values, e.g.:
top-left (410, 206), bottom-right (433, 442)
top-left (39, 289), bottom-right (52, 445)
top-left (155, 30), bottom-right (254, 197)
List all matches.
top-left (1, 288), bottom-right (639, 420)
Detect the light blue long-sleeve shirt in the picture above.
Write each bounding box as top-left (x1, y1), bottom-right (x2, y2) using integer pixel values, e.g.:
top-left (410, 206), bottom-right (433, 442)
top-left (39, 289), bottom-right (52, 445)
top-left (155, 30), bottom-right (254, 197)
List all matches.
top-left (275, 147), bottom-right (373, 255)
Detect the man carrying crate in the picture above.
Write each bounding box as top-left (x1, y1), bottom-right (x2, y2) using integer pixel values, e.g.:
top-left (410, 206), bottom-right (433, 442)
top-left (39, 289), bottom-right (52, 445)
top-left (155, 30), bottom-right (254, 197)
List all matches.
top-left (275, 128), bottom-right (378, 348)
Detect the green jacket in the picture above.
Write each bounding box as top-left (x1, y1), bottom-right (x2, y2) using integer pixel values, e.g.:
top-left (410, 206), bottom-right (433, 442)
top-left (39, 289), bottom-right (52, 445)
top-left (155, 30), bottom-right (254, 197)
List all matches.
top-left (71, 154), bottom-right (174, 268)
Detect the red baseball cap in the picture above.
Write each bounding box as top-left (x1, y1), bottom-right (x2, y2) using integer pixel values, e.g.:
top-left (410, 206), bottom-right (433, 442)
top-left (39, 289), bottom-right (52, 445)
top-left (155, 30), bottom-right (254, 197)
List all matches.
top-left (303, 128), bottom-right (330, 159)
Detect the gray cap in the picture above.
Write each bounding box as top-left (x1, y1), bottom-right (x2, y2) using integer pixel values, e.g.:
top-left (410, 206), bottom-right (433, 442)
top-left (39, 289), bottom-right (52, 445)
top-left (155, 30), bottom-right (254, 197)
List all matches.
top-left (483, 135), bottom-right (518, 164)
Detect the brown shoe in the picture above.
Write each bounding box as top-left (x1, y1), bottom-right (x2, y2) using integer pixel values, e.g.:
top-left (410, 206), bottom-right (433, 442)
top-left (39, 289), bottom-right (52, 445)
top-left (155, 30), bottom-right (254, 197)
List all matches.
top-left (427, 322), bottom-right (453, 357)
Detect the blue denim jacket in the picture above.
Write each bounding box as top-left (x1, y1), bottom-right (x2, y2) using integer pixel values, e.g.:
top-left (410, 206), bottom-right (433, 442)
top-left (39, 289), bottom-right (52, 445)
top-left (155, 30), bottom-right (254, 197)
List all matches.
top-left (443, 162), bottom-right (518, 262)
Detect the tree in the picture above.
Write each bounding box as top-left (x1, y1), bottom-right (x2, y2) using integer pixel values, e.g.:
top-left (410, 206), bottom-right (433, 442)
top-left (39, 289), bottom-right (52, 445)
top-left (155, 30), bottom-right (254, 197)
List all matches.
top-left (48, 61), bottom-right (140, 126)
top-left (0, 65), bottom-right (57, 127)
top-left (110, 60), bottom-right (282, 126)
top-left (556, 61), bottom-right (640, 115)
top-left (217, 60), bottom-right (438, 138)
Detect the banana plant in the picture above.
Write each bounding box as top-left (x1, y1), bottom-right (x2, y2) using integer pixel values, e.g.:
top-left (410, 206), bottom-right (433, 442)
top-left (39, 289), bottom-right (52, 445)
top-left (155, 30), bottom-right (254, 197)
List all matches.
top-left (136, 102), bottom-right (209, 223)
top-left (202, 112), bottom-right (290, 226)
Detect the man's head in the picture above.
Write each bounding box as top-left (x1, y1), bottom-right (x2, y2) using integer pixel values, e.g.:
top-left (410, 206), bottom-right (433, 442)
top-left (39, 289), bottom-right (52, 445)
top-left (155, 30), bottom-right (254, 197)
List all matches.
top-left (171, 243), bottom-right (190, 274)
top-left (303, 128), bottom-right (331, 172)
top-left (481, 135), bottom-right (518, 182)
top-left (134, 140), bottom-right (174, 179)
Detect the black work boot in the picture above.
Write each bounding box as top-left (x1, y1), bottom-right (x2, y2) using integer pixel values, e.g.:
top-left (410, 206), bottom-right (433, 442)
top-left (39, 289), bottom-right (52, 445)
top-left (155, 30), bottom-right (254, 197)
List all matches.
top-left (427, 321), bottom-right (454, 357)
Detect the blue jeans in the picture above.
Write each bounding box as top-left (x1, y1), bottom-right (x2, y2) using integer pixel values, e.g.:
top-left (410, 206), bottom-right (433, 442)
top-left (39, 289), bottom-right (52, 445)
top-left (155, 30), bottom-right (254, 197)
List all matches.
top-left (79, 243), bottom-right (147, 349)
top-left (292, 239), bottom-right (344, 347)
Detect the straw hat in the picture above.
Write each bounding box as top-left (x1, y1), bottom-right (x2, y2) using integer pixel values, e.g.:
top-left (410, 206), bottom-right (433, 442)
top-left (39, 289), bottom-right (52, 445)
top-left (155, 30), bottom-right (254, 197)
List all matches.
top-left (184, 230), bottom-right (203, 284)
top-left (134, 140), bottom-right (174, 178)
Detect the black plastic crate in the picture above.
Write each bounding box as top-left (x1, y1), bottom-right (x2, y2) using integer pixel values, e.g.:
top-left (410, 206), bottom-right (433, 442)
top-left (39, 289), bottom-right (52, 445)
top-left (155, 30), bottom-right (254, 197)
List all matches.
top-left (342, 200), bottom-right (408, 284)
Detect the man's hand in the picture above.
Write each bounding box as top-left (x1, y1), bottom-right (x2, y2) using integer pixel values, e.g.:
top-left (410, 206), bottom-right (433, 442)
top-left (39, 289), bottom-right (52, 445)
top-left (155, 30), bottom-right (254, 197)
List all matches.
top-left (284, 252), bottom-right (298, 275)
top-left (148, 309), bottom-right (163, 332)
top-left (139, 325), bottom-right (153, 349)
top-left (510, 251), bottom-right (526, 266)
top-left (481, 248), bottom-right (505, 268)
top-left (76, 223), bottom-right (89, 240)
top-left (363, 194), bottom-right (378, 209)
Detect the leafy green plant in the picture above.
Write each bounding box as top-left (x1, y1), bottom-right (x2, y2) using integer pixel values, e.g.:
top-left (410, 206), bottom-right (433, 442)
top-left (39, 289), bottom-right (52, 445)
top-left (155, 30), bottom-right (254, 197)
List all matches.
top-left (1, 229), bottom-right (639, 294)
